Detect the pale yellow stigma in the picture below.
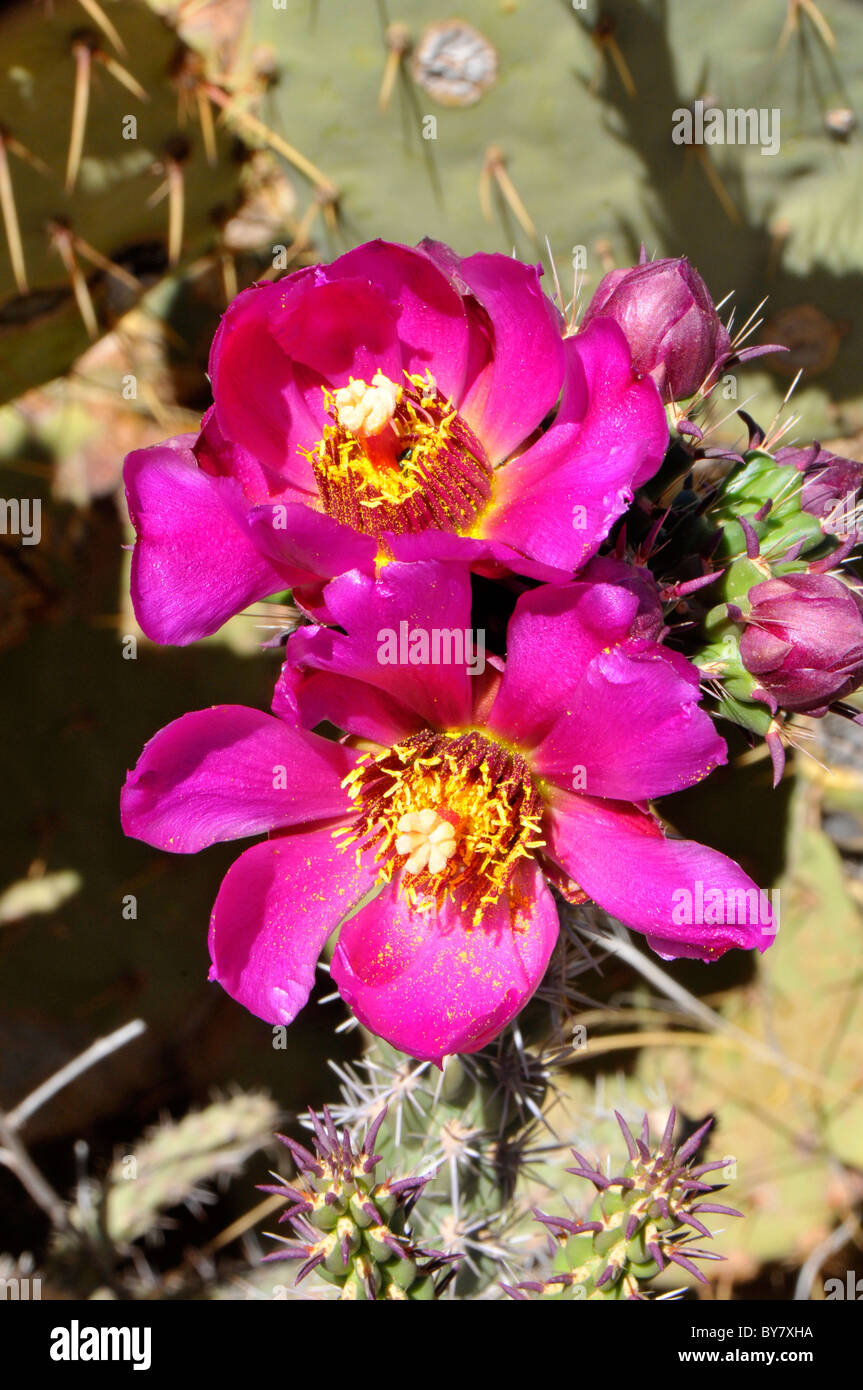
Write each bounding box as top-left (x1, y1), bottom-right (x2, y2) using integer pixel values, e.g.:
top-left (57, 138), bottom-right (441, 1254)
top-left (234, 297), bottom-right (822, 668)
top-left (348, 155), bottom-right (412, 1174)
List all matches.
top-left (395, 808), bottom-right (458, 876)
top-left (333, 372), bottom-right (400, 438)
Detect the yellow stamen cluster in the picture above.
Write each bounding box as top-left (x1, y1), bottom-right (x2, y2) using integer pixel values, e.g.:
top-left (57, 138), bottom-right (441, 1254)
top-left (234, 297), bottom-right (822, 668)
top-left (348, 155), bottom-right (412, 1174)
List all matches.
top-left (335, 730), bottom-right (546, 925)
top-left (304, 369), bottom-right (492, 540)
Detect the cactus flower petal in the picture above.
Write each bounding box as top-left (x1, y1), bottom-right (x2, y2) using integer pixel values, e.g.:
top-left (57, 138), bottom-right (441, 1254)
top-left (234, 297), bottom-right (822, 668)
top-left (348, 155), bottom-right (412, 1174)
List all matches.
top-left (323, 240), bottom-right (471, 401)
top-left (330, 858), bottom-right (558, 1062)
top-left (544, 789), bottom-right (774, 961)
top-left (208, 829), bottom-right (375, 1026)
top-left (124, 438), bottom-right (291, 645)
top-left (530, 642), bottom-right (727, 800)
top-left (486, 578), bottom-right (649, 746)
top-left (207, 270), bottom-right (331, 489)
top-left (120, 705), bottom-right (359, 852)
top-left (272, 561), bottom-right (477, 735)
top-left (248, 500), bottom-right (379, 581)
top-left (435, 247), bottom-right (566, 465)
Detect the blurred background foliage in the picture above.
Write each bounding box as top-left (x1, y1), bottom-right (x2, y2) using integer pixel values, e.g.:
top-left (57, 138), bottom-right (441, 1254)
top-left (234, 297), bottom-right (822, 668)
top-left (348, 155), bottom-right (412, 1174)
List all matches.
top-left (1, 0), bottom-right (863, 1300)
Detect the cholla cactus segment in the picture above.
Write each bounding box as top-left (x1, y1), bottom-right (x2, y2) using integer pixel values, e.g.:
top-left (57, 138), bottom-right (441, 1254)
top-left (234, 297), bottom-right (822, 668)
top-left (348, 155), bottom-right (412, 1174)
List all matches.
top-left (0, 0), bottom-right (254, 399)
top-left (708, 460), bottom-right (829, 570)
top-left (262, 1107), bottom-right (457, 1301)
top-left (627, 393), bottom-right (863, 779)
top-left (506, 1109), bottom-right (740, 1301)
top-left (323, 1032), bottom-right (566, 1295)
top-left (692, 444), bottom-right (863, 778)
top-left (65, 1090), bottom-right (280, 1249)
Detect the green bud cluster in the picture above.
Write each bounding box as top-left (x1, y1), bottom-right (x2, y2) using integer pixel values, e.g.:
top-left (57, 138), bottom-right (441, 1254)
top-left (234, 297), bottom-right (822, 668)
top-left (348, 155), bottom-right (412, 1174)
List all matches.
top-left (507, 1109), bottom-right (738, 1300)
top-left (263, 1106), bottom-right (455, 1301)
top-left (692, 445), bottom-right (856, 745)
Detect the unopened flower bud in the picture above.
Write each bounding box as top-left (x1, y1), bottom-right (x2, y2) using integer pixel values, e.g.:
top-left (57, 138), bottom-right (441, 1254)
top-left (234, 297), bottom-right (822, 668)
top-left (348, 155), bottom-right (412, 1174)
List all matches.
top-left (775, 442), bottom-right (863, 533)
top-left (738, 571), bottom-right (863, 713)
top-left (582, 256), bottom-right (730, 401)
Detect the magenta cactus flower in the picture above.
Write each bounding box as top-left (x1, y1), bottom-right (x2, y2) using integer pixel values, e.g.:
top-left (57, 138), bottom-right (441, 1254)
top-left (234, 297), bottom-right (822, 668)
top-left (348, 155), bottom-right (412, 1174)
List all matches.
top-left (581, 253), bottom-right (731, 402)
top-left (124, 238), bottom-right (667, 644)
top-left (121, 560), bottom-right (772, 1061)
top-left (738, 570), bottom-right (863, 714)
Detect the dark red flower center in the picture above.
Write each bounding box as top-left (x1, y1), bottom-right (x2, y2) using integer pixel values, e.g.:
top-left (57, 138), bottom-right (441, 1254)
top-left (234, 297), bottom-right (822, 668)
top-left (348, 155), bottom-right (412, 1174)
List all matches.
top-left (304, 370), bottom-right (493, 541)
top-left (335, 728), bottom-right (545, 923)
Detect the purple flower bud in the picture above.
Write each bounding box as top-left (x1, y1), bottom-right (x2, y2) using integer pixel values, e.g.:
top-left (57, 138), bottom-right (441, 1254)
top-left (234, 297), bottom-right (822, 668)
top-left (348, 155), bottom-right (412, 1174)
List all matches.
top-left (582, 256), bottom-right (731, 401)
top-left (775, 442), bottom-right (863, 531)
top-left (739, 571), bottom-right (863, 713)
